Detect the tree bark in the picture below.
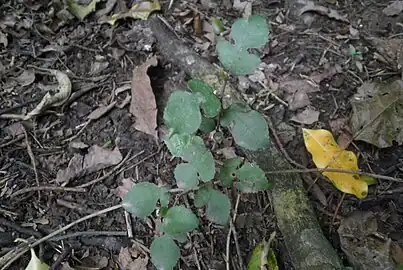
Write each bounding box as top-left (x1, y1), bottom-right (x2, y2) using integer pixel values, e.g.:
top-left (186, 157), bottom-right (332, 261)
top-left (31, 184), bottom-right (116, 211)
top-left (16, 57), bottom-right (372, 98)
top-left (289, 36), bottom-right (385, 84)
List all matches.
top-left (149, 15), bottom-right (344, 270)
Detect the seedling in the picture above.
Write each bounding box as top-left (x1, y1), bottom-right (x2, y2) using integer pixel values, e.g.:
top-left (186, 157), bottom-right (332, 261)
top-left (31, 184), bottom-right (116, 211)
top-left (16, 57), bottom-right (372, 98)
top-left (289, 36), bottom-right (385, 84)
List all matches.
top-left (122, 15), bottom-right (271, 269)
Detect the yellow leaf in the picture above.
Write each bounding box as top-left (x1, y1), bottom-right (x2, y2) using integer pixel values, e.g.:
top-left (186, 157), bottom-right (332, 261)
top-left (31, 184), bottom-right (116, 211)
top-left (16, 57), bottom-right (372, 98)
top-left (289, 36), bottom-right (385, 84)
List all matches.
top-left (107, 0), bottom-right (161, 25)
top-left (25, 249), bottom-right (50, 270)
top-left (67, 0), bottom-right (97, 21)
top-left (302, 128), bottom-right (369, 199)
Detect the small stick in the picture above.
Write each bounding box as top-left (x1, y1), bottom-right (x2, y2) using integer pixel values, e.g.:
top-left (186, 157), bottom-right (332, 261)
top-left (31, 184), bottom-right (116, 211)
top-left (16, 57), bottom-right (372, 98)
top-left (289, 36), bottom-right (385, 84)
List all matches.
top-left (10, 186), bottom-right (86, 198)
top-left (0, 204), bottom-right (123, 270)
top-left (265, 168), bottom-right (403, 183)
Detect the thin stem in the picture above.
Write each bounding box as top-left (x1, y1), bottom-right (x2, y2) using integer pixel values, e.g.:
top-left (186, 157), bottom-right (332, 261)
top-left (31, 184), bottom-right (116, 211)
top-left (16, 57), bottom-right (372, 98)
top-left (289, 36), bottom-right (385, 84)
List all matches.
top-left (265, 168), bottom-right (403, 183)
top-left (1, 204), bottom-right (123, 270)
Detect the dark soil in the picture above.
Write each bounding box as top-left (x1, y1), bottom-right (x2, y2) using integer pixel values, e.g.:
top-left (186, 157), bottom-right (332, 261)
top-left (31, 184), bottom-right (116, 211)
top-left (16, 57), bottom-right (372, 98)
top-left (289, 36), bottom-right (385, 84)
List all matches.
top-left (1, 0), bottom-right (403, 269)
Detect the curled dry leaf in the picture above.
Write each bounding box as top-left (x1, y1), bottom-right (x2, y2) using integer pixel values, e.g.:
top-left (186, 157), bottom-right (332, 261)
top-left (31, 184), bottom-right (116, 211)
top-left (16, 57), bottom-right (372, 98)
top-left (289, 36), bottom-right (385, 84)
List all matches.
top-left (302, 128), bottom-right (374, 199)
top-left (130, 56), bottom-right (159, 141)
top-left (300, 2), bottom-right (349, 23)
top-left (25, 69), bottom-right (72, 120)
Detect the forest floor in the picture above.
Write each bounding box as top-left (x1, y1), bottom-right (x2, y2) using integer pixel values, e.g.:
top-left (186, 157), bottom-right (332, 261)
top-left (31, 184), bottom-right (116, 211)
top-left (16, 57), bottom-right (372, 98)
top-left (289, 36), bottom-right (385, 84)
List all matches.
top-left (1, 0), bottom-right (403, 269)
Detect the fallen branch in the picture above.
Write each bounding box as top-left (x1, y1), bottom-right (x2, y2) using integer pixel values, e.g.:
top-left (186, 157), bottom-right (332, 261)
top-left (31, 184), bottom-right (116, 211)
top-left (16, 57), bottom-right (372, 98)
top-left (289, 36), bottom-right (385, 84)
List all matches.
top-left (149, 15), bottom-right (343, 270)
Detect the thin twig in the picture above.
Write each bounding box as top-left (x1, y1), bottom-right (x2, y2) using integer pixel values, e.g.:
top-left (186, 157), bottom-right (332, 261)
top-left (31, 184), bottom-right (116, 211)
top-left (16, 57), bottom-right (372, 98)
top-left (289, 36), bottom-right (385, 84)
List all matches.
top-left (0, 204), bottom-right (123, 270)
top-left (330, 193), bottom-right (345, 234)
top-left (230, 220), bottom-right (244, 270)
top-left (10, 186), bottom-right (86, 198)
top-left (22, 126), bottom-right (40, 198)
top-left (265, 168), bottom-right (403, 182)
top-left (49, 231), bottom-right (127, 242)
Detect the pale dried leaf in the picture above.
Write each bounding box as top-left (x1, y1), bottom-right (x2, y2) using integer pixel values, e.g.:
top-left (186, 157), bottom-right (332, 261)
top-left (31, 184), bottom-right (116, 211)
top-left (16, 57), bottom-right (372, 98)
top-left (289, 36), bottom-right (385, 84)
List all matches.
top-left (130, 56), bottom-right (159, 141)
top-left (83, 145), bottom-right (123, 173)
top-left (14, 69), bottom-right (35, 86)
top-left (300, 3), bottom-right (349, 23)
top-left (290, 107), bottom-right (319, 124)
top-left (87, 101), bottom-right (117, 120)
top-left (382, 1), bottom-right (403, 16)
top-left (118, 247), bottom-right (148, 270)
top-left (116, 178), bottom-right (135, 199)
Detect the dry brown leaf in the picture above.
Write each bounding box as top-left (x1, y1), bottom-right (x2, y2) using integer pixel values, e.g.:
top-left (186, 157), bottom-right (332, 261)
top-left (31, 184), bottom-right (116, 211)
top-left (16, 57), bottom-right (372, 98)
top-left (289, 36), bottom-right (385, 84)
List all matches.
top-left (290, 107), bottom-right (319, 124)
top-left (300, 3), bottom-right (349, 23)
top-left (130, 56), bottom-right (158, 141)
top-left (383, 1), bottom-right (403, 16)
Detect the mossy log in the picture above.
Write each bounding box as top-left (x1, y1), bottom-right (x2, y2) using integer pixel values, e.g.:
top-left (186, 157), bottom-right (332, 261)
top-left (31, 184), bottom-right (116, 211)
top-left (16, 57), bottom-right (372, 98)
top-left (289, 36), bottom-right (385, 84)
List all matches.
top-left (149, 16), bottom-right (343, 270)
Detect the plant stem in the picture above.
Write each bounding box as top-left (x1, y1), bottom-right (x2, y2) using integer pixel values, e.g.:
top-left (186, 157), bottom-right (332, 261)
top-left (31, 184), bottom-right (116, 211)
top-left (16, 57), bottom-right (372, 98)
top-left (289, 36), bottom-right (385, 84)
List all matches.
top-left (265, 168), bottom-right (403, 182)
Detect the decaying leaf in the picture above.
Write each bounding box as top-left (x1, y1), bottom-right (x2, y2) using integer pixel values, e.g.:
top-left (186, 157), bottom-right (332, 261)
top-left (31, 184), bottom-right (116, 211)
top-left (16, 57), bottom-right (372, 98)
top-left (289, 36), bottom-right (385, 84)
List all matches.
top-left (382, 1), bottom-right (403, 16)
top-left (130, 56), bottom-right (159, 141)
top-left (118, 246), bottom-right (148, 270)
top-left (67, 0), bottom-right (97, 20)
top-left (247, 232), bottom-right (278, 270)
top-left (56, 145), bottom-right (123, 184)
top-left (290, 107), bottom-right (319, 124)
top-left (338, 211), bottom-right (395, 269)
top-left (107, 0), bottom-right (161, 25)
top-left (302, 128), bottom-right (375, 199)
top-left (25, 68), bottom-right (72, 120)
top-left (350, 79), bottom-right (403, 148)
top-left (14, 69), bottom-right (35, 86)
top-left (25, 249), bottom-right (50, 270)
top-left (300, 2), bottom-right (349, 23)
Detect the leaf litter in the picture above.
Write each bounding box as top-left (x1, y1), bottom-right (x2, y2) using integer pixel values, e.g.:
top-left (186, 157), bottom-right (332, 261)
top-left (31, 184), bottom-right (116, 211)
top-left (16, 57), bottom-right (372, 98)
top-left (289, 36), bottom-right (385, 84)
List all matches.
top-left (350, 79), bottom-right (403, 148)
top-left (130, 56), bottom-right (159, 141)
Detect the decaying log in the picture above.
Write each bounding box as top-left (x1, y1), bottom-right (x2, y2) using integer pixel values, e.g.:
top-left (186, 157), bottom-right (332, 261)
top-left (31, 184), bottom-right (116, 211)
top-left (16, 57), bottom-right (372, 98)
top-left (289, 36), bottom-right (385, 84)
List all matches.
top-left (149, 16), bottom-right (343, 270)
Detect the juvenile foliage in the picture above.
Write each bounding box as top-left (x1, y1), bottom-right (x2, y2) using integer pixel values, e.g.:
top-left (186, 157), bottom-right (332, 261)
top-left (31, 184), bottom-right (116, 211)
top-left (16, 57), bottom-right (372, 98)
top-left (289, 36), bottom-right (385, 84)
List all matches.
top-left (122, 14), bottom-right (271, 270)
top-left (216, 15), bottom-right (269, 75)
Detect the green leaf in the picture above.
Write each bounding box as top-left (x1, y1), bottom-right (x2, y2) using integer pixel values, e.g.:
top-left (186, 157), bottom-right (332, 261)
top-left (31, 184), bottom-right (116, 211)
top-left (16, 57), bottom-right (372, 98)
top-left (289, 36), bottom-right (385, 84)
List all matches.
top-left (188, 79), bottom-right (221, 118)
top-left (181, 136), bottom-right (215, 182)
top-left (232, 15), bottom-right (269, 50)
top-left (25, 249), bottom-right (50, 270)
top-left (122, 183), bottom-right (159, 217)
top-left (163, 91), bottom-right (202, 134)
top-left (220, 157), bottom-right (242, 187)
top-left (220, 103), bottom-right (251, 127)
top-left (67, 0), bottom-right (97, 20)
top-left (159, 206), bottom-right (199, 234)
top-left (212, 17), bottom-right (225, 34)
top-left (169, 233), bottom-right (188, 243)
top-left (150, 235), bottom-right (180, 270)
top-left (221, 104), bottom-right (269, 150)
top-left (205, 190), bottom-right (231, 225)
top-left (159, 187), bottom-right (170, 207)
top-left (216, 40), bottom-right (261, 75)
top-left (194, 187), bottom-right (212, 208)
top-left (164, 133), bottom-right (191, 157)
top-left (194, 188), bottom-right (231, 225)
top-left (236, 163), bottom-right (271, 192)
top-left (174, 163), bottom-right (199, 190)
top-left (199, 117), bottom-right (216, 133)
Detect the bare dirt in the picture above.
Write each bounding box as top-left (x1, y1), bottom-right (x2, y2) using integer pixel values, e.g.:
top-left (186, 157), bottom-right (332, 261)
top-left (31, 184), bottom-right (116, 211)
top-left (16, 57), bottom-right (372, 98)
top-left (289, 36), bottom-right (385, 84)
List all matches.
top-left (1, 0), bottom-right (403, 269)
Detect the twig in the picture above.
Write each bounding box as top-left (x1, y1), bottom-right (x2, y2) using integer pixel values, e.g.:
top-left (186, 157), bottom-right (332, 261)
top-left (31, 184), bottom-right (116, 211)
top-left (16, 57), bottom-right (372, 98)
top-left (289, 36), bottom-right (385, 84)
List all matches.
top-left (10, 186), bottom-right (86, 198)
top-left (265, 168), bottom-right (403, 183)
top-left (0, 218), bottom-right (42, 238)
top-left (229, 220), bottom-right (244, 270)
top-left (22, 126), bottom-right (40, 198)
top-left (50, 246), bottom-right (71, 270)
top-left (0, 204), bottom-right (123, 270)
top-left (0, 135), bottom-right (24, 149)
top-left (124, 211), bottom-right (134, 238)
top-left (330, 193), bottom-right (345, 234)
top-left (49, 231), bottom-right (127, 242)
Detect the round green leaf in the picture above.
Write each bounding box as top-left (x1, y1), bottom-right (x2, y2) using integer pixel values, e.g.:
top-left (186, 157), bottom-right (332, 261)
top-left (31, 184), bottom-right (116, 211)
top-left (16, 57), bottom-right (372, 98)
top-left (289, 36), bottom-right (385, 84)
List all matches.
top-left (174, 163), bottom-right (198, 190)
top-left (164, 133), bottom-right (191, 157)
top-left (232, 15), bottom-right (269, 50)
top-left (181, 136), bottom-right (215, 182)
top-left (216, 40), bottom-right (261, 75)
top-left (236, 163), bottom-right (271, 193)
top-left (122, 182), bottom-right (159, 217)
top-left (188, 79), bottom-right (221, 118)
top-left (206, 190), bottom-right (231, 225)
top-left (163, 91), bottom-right (202, 134)
top-left (220, 157), bottom-right (242, 187)
top-left (159, 206), bottom-right (199, 235)
top-left (150, 235), bottom-right (180, 270)
top-left (199, 117), bottom-right (216, 133)
top-left (194, 187), bottom-right (212, 208)
top-left (159, 187), bottom-right (171, 207)
top-left (221, 104), bottom-right (269, 150)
